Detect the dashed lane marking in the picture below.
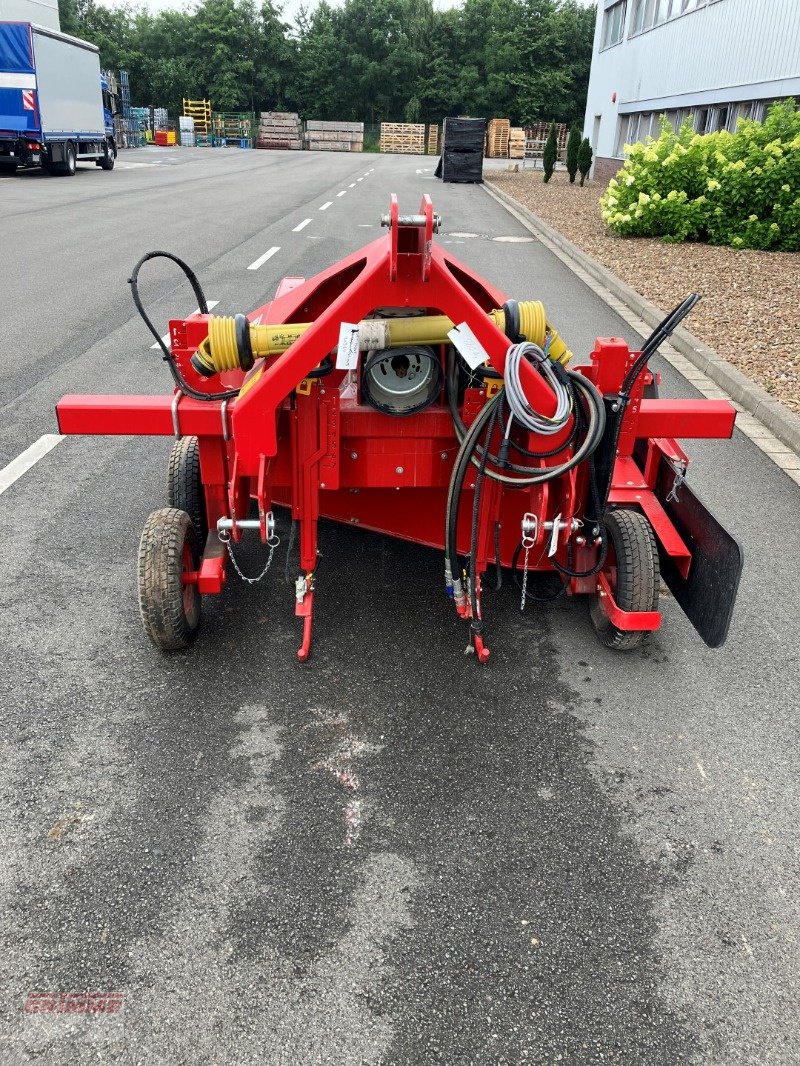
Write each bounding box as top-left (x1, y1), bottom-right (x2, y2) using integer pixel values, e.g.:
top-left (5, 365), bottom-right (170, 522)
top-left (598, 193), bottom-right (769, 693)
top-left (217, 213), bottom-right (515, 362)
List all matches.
top-left (0, 434), bottom-right (63, 496)
top-left (319, 201), bottom-right (333, 211)
top-left (247, 246), bottom-right (280, 271)
top-left (293, 218), bottom-right (312, 232)
top-left (336, 190), bottom-right (347, 197)
top-left (348, 183), bottom-right (356, 188)
top-left (356, 177), bottom-right (363, 182)
top-left (150, 300), bottom-right (218, 349)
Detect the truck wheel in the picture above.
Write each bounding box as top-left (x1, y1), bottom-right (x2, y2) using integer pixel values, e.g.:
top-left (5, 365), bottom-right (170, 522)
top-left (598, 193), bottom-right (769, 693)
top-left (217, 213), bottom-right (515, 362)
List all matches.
top-left (137, 507), bottom-right (201, 651)
top-left (55, 142), bottom-right (76, 177)
top-left (98, 143), bottom-right (115, 170)
top-left (589, 508), bottom-right (659, 651)
top-left (167, 436), bottom-right (207, 554)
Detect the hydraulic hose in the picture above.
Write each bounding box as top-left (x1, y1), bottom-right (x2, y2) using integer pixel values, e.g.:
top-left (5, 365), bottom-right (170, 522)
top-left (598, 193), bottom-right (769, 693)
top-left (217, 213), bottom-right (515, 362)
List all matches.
top-left (129, 250), bottom-right (239, 403)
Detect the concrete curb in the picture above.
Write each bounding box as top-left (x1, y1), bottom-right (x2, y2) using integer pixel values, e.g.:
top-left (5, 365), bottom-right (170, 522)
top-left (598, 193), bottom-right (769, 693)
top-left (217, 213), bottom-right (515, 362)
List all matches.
top-left (483, 181), bottom-right (800, 457)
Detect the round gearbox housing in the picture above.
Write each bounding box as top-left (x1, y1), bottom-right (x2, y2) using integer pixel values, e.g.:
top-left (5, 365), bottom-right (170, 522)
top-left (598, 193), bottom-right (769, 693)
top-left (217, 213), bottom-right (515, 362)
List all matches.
top-left (360, 345), bottom-right (442, 416)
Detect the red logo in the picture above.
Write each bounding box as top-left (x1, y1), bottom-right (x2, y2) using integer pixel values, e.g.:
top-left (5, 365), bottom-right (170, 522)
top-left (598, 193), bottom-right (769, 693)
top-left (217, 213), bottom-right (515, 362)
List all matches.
top-left (23, 992), bottom-right (124, 1015)
top-left (22, 90), bottom-right (35, 111)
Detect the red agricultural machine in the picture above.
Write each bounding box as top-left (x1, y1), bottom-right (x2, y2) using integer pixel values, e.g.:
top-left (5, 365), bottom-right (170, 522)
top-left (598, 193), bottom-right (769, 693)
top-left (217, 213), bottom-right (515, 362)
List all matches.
top-left (56, 196), bottom-right (742, 661)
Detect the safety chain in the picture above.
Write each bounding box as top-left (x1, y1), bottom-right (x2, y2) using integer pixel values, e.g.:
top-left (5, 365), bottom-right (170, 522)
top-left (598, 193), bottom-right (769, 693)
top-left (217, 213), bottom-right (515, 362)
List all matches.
top-left (218, 529), bottom-right (281, 584)
top-left (665, 458), bottom-right (687, 503)
top-left (520, 513), bottom-right (536, 612)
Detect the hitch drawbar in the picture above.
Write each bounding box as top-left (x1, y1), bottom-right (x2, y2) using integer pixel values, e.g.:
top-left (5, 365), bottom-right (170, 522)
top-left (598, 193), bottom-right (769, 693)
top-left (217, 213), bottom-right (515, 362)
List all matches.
top-left (56, 194), bottom-right (741, 661)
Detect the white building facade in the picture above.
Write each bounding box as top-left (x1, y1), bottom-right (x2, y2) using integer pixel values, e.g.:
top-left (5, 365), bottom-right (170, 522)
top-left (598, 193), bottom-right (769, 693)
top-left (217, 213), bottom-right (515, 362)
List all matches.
top-left (0, 0), bottom-right (60, 31)
top-left (583, 0), bottom-right (800, 181)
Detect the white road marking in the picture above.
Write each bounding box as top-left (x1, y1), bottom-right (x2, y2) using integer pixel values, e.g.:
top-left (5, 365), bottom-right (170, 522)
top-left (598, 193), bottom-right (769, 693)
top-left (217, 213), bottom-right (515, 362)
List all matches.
top-left (0, 434), bottom-right (63, 496)
top-left (348, 183), bottom-right (356, 188)
top-left (336, 190), bottom-right (347, 197)
top-left (247, 246), bottom-right (280, 271)
top-left (150, 300), bottom-right (218, 349)
top-left (293, 218), bottom-right (312, 232)
top-left (319, 201), bottom-right (333, 211)
top-left (358, 224), bottom-right (373, 228)
top-left (356, 177), bottom-right (363, 182)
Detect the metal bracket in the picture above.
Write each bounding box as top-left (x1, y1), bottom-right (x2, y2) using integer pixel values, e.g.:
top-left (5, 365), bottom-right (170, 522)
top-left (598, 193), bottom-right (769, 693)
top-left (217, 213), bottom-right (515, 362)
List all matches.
top-left (220, 399), bottom-right (231, 441)
top-left (171, 392), bottom-right (182, 439)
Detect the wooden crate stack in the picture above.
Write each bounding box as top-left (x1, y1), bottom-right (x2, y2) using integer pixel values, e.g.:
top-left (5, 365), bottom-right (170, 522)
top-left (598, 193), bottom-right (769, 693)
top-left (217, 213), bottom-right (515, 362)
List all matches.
top-left (486, 118), bottom-right (510, 157)
top-left (305, 120), bottom-right (364, 152)
top-left (380, 122), bottom-right (426, 154)
top-left (427, 124), bottom-right (439, 155)
top-left (256, 112), bottom-right (302, 150)
top-left (509, 127), bottom-right (525, 159)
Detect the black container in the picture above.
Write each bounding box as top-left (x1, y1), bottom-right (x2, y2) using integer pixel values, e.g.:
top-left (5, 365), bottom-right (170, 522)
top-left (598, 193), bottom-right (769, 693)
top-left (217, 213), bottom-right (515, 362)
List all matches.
top-left (436, 116), bottom-right (486, 183)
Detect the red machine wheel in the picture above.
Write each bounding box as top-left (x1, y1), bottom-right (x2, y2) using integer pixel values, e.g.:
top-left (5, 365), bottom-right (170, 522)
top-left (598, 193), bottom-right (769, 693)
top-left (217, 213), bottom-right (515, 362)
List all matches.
top-left (590, 508), bottom-right (659, 651)
top-left (137, 508), bottom-right (201, 651)
top-left (167, 436), bottom-right (207, 556)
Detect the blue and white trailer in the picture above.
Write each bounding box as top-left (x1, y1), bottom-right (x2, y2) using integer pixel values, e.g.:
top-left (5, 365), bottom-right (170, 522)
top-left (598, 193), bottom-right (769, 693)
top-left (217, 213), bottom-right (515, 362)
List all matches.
top-left (0, 21), bottom-right (116, 175)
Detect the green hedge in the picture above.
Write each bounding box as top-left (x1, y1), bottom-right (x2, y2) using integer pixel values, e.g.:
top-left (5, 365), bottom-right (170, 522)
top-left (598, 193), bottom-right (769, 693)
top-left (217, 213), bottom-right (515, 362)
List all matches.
top-left (600, 101), bottom-right (800, 251)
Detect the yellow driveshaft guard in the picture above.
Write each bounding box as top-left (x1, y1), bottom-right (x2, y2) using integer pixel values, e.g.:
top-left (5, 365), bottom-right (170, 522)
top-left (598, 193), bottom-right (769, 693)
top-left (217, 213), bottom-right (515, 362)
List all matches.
top-left (192, 301), bottom-right (571, 376)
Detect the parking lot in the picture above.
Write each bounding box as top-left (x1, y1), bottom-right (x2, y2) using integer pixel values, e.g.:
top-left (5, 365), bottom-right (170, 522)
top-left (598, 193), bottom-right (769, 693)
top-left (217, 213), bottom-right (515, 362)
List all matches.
top-left (0, 147), bottom-right (798, 1064)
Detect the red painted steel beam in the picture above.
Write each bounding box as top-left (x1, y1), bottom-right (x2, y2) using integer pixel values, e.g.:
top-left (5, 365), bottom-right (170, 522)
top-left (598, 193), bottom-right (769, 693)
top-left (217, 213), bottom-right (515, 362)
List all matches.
top-left (635, 399), bottom-right (735, 439)
top-left (56, 395), bottom-right (230, 436)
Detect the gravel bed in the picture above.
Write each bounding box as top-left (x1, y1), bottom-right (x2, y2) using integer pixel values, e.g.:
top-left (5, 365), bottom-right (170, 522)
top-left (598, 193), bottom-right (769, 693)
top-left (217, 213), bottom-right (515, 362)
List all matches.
top-left (487, 170), bottom-right (800, 414)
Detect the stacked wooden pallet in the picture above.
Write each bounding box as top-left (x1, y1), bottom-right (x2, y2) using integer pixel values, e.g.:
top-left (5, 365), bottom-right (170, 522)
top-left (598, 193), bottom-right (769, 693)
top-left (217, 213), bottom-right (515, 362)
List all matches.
top-left (509, 127), bottom-right (525, 159)
top-left (524, 121), bottom-right (568, 161)
top-left (427, 124), bottom-right (439, 155)
top-left (256, 112), bottom-right (302, 150)
top-left (486, 118), bottom-right (510, 157)
top-left (380, 122), bottom-right (425, 154)
top-left (305, 120), bottom-right (364, 152)
top-left (212, 112), bottom-right (253, 147)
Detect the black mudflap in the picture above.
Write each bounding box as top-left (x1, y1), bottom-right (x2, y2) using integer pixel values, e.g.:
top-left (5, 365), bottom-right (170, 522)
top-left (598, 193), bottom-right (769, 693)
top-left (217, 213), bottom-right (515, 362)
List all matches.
top-left (654, 459), bottom-right (743, 648)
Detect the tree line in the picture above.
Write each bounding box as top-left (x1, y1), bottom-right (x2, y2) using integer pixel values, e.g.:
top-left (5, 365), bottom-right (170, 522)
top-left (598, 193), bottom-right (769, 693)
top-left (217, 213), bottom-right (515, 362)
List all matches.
top-left (57, 0), bottom-right (595, 127)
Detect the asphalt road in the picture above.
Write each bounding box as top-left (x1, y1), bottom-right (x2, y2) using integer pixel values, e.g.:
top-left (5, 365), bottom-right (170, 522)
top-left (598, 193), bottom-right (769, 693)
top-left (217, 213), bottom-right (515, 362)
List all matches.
top-left (0, 147), bottom-right (798, 1065)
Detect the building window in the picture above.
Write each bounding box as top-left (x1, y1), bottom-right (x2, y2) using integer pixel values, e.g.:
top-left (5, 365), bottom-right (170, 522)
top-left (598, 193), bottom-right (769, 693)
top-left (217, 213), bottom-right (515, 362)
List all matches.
top-left (602, 1), bottom-right (627, 48)
top-left (631, 0), bottom-right (670, 34)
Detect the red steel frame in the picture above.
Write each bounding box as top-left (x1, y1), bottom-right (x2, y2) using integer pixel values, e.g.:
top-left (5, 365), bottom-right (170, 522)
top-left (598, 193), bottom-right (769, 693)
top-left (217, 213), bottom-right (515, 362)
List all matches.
top-left (56, 196), bottom-right (736, 661)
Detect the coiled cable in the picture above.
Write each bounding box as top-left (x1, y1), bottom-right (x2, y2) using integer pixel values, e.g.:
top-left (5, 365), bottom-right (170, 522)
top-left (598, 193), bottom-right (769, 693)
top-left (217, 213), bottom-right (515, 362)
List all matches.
top-left (504, 341), bottom-right (573, 436)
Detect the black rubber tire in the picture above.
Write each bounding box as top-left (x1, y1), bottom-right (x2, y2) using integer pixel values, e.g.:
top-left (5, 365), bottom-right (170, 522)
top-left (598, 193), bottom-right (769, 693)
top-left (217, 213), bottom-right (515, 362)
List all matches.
top-left (590, 508), bottom-right (660, 651)
top-left (98, 142), bottom-right (115, 170)
top-left (137, 507), bottom-right (201, 651)
top-left (167, 436), bottom-right (207, 557)
top-left (55, 143), bottom-right (76, 176)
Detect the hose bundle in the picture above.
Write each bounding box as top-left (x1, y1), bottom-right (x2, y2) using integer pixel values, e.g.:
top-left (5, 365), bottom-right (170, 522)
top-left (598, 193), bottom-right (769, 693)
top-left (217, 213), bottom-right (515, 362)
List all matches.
top-left (445, 338), bottom-right (607, 630)
top-left (503, 341), bottom-right (572, 436)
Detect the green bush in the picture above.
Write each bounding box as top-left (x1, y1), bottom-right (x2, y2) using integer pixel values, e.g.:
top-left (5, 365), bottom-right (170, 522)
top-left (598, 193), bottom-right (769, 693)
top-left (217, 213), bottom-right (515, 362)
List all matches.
top-left (599, 100), bottom-right (800, 251)
top-left (543, 122), bottom-right (557, 183)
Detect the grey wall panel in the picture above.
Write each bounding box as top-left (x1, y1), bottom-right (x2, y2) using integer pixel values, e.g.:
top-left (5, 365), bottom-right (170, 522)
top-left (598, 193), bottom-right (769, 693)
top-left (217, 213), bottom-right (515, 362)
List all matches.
top-left (0, 0), bottom-right (59, 31)
top-left (585, 0), bottom-right (800, 159)
top-left (32, 27), bottom-right (103, 135)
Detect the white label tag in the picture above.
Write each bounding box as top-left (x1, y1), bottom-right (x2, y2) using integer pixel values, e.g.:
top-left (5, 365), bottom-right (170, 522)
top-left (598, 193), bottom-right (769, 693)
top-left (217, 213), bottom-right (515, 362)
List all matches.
top-left (448, 322), bottom-right (489, 371)
top-left (336, 322), bottom-right (360, 370)
top-left (548, 514), bottom-right (562, 558)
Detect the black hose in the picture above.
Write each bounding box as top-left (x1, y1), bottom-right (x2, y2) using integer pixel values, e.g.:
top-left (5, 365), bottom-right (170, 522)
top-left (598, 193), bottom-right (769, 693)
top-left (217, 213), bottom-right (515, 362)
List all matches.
top-left (445, 348), bottom-right (606, 485)
top-left (129, 250), bottom-right (239, 402)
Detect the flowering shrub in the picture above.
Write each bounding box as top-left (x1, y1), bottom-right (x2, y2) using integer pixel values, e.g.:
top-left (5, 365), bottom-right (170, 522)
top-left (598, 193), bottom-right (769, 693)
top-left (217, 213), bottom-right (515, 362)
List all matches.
top-left (600, 101), bottom-right (800, 251)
